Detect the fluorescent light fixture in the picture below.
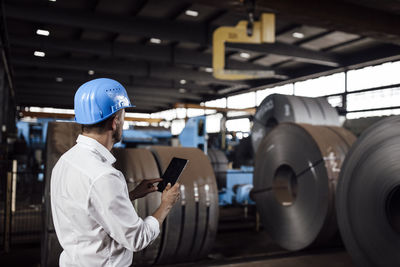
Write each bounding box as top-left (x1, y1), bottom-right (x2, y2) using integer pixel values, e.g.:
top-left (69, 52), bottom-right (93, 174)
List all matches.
top-left (34, 51), bottom-right (45, 57)
top-left (55, 77), bottom-right (63, 82)
top-left (49, 0), bottom-right (56, 2)
top-left (180, 79), bottom-right (186, 85)
top-left (150, 38), bottom-right (161, 44)
top-left (239, 52), bottom-right (251, 59)
top-left (36, 29), bottom-right (50, 36)
top-left (88, 70), bottom-right (95, 75)
top-left (185, 10), bottom-right (199, 17)
top-left (292, 32), bottom-right (305, 39)
top-left (205, 67), bottom-right (213, 73)
top-left (179, 88), bottom-right (186, 93)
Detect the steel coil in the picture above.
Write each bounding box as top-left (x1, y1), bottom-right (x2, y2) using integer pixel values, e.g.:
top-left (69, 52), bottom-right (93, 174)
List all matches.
top-left (207, 149), bottom-right (228, 189)
top-left (251, 94), bottom-right (340, 154)
top-left (253, 123), bottom-right (355, 251)
top-left (150, 146), bottom-right (219, 264)
top-left (113, 148), bottom-right (162, 266)
top-left (337, 116), bottom-right (400, 267)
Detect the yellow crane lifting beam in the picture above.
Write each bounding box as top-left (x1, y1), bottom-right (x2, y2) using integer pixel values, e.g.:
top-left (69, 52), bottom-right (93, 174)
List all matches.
top-left (212, 13), bottom-right (276, 80)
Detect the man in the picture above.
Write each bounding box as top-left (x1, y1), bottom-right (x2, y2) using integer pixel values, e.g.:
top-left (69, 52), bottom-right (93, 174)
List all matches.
top-left (50, 78), bottom-right (180, 266)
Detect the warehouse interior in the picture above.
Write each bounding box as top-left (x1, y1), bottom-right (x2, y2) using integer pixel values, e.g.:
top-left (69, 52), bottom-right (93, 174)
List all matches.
top-left (0, 0), bottom-right (400, 266)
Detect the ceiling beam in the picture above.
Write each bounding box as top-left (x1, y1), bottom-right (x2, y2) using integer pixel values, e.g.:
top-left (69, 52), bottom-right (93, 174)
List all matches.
top-left (20, 111), bottom-right (164, 123)
top-left (13, 68), bottom-right (220, 93)
top-left (227, 42), bottom-right (341, 67)
top-left (14, 80), bottom-right (206, 101)
top-left (195, 0), bottom-right (400, 45)
top-left (9, 35), bottom-right (277, 71)
top-left (255, 0), bottom-right (400, 45)
top-left (16, 89), bottom-right (180, 105)
top-left (16, 91), bottom-right (170, 110)
top-left (5, 4), bottom-right (344, 67)
top-left (5, 3), bottom-right (208, 45)
top-left (10, 54), bottom-right (253, 86)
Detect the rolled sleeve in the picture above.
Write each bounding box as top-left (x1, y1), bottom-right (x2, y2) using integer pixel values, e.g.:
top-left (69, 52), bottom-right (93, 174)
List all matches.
top-left (88, 173), bottom-right (160, 252)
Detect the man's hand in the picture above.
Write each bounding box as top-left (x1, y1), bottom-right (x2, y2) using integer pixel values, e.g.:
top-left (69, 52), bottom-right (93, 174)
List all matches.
top-left (161, 182), bottom-right (180, 209)
top-left (152, 182), bottom-right (181, 226)
top-left (129, 178), bottom-right (163, 200)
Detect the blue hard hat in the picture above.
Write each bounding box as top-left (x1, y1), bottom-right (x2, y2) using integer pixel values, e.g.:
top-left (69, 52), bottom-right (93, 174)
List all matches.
top-left (74, 78), bottom-right (134, 125)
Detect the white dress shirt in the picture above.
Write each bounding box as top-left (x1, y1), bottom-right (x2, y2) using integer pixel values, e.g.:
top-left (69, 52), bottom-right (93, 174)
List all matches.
top-left (51, 134), bottom-right (160, 267)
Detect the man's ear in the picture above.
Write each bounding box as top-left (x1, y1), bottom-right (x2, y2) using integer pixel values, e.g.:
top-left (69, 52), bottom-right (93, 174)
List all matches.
top-left (111, 115), bottom-right (119, 131)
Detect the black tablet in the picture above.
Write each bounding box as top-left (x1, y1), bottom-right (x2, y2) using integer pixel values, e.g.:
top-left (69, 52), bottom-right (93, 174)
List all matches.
top-left (157, 157), bottom-right (188, 192)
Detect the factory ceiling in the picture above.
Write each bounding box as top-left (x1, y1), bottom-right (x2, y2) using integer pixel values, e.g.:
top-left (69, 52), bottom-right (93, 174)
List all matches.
top-left (1, 0), bottom-right (400, 113)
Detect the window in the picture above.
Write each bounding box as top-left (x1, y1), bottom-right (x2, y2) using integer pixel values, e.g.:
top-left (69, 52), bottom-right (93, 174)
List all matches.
top-left (347, 61), bottom-right (400, 92)
top-left (206, 113), bottom-right (223, 133)
top-left (294, 73), bottom-right (345, 97)
top-left (227, 92), bottom-right (256, 109)
top-left (326, 95), bottom-right (343, 108)
top-left (226, 118), bottom-right (251, 132)
top-left (256, 84), bottom-right (293, 105)
top-left (171, 119), bottom-right (185, 135)
top-left (346, 109), bottom-right (400, 119)
top-left (347, 87), bottom-right (400, 112)
top-left (187, 108), bottom-right (205, 118)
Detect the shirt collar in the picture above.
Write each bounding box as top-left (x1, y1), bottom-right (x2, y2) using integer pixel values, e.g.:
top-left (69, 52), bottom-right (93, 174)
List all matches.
top-left (76, 134), bottom-right (116, 165)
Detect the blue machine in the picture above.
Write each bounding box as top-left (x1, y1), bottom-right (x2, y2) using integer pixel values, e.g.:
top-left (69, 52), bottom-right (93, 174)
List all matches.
top-left (116, 126), bottom-right (172, 147)
top-left (218, 166), bottom-right (255, 206)
top-left (177, 116), bottom-right (254, 206)
top-left (178, 116), bottom-right (207, 152)
top-left (17, 118), bottom-right (55, 149)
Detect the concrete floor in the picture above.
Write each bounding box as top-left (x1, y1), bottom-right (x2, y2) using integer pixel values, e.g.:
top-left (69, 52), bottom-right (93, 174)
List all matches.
top-left (0, 207), bottom-right (356, 267)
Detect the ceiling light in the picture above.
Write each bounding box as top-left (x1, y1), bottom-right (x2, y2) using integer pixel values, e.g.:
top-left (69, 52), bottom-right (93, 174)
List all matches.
top-left (180, 79), bottom-right (186, 85)
top-left (185, 10), bottom-right (199, 17)
top-left (292, 32), bottom-right (305, 39)
top-left (34, 51), bottom-right (45, 57)
top-left (179, 88), bottom-right (186, 93)
top-left (205, 67), bottom-right (213, 73)
top-left (49, 0), bottom-right (56, 2)
top-left (88, 70), bottom-right (95, 75)
top-left (36, 29), bottom-right (50, 36)
top-left (239, 52), bottom-right (251, 59)
top-left (55, 77), bottom-right (63, 82)
top-left (150, 38), bottom-right (161, 44)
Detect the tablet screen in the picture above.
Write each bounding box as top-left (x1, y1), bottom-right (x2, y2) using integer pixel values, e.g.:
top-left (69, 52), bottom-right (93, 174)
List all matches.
top-left (157, 157), bottom-right (188, 192)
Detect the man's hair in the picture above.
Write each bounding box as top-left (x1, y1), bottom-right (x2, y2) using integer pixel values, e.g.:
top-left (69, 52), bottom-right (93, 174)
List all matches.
top-left (81, 110), bottom-right (122, 134)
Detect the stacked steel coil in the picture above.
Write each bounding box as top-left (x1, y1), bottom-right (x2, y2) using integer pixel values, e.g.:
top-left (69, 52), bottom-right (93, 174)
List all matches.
top-left (336, 116), bottom-right (400, 267)
top-left (207, 149), bottom-right (228, 189)
top-left (150, 146), bottom-right (219, 264)
top-left (42, 122), bottom-right (219, 266)
top-left (251, 94), bottom-right (340, 154)
top-left (252, 123), bottom-right (355, 251)
top-left (112, 148), bottom-right (162, 266)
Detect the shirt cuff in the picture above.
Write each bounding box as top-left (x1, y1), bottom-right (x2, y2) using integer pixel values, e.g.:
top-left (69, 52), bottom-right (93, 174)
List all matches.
top-left (144, 216), bottom-right (160, 237)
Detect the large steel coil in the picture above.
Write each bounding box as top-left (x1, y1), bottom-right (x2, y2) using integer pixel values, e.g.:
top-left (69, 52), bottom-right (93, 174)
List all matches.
top-left (336, 116), bottom-right (400, 267)
top-left (251, 94), bottom-right (340, 154)
top-left (207, 149), bottom-right (228, 189)
top-left (150, 146), bottom-right (219, 264)
top-left (252, 123), bottom-right (355, 251)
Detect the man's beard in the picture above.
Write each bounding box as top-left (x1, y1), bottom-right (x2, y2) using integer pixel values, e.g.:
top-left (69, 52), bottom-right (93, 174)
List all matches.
top-left (112, 121), bottom-right (123, 144)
